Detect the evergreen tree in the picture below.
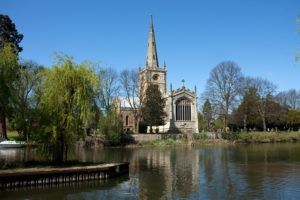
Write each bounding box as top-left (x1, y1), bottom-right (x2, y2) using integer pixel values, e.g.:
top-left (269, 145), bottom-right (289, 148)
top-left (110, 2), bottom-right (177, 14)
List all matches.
top-left (0, 45), bottom-right (19, 139)
top-left (0, 15), bottom-right (23, 139)
top-left (142, 84), bottom-right (166, 133)
top-left (0, 14), bottom-right (23, 53)
top-left (202, 99), bottom-right (213, 131)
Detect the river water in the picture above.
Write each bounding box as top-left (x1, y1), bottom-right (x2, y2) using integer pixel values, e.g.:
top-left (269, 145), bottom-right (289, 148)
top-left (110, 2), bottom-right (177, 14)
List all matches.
top-left (1, 143), bottom-right (300, 199)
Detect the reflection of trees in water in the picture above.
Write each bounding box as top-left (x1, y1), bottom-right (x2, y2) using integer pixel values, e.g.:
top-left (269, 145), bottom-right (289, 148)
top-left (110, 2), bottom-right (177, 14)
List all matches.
top-left (230, 144), bottom-right (300, 198)
top-left (199, 146), bottom-right (248, 199)
top-left (0, 147), bottom-right (40, 167)
top-left (126, 147), bottom-right (200, 199)
top-left (73, 146), bottom-right (200, 199)
top-left (3, 144), bottom-right (300, 199)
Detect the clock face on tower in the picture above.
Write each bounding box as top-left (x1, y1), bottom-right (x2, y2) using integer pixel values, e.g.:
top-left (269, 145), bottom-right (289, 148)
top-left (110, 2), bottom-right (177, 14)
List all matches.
top-left (152, 74), bottom-right (159, 81)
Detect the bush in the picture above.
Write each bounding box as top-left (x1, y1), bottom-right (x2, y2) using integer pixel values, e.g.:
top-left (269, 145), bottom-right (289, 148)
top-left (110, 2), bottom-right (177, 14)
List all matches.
top-left (99, 110), bottom-right (123, 145)
top-left (221, 132), bottom-right (239, 140)
top-left (193, 132), bottom-right (208, 140)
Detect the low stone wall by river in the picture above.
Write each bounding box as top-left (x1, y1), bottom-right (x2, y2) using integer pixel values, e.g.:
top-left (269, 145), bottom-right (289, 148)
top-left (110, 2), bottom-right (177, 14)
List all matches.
top-left (131, 134), bottom-right (187, 142)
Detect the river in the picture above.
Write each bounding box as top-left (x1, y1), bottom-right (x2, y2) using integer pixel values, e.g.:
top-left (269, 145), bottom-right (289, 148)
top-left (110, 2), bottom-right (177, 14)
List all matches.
top-left (1, 143), bottom-right (300, 199)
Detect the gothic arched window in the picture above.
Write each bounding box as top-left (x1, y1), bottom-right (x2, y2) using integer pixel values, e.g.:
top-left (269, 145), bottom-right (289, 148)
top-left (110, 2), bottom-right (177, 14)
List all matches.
top-left (176, 99), bottom-right (191, 121)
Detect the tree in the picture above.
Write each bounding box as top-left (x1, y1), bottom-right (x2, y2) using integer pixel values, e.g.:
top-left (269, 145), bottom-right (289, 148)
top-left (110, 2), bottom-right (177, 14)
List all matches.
top-left (205, 61), bottom-right (243, 131)
top-left (253, 78), bottom-right (277, 131)
top-left (287, 109), bottom-right (300, 131)
top-left (275, 89), bottom-right (300, 109)
top-left (0, 45), bottom-right (19, 139)
top-left (202, 99), bottom-right (213, 131)
top-left (9, 60), bottom-right (43, 140)
top-left (236, 87), bottom-right (259, 131)
top-left (120, 69), bottom-right (143, 133)
top-left (142, 84), bottom-right (166, 133)
top-left (266, 100), bottom-right (288, 130)
top-left (0, 14), bottom-right (23, 53)
top-left (99, 105), bottom-right (123, 145)
top-left (98, 67), bottom-right (120, 113)
top-left (37, 55), bottom-right (98, 162)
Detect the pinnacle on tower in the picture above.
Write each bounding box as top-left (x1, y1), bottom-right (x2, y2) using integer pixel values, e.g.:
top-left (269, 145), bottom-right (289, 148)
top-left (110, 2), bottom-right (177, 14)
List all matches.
top-left (146, 16), bottom-right (159, 68)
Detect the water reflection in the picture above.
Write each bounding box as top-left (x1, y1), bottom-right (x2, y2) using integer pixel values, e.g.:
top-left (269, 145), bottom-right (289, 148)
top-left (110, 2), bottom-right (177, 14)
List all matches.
top-left (1, 143), bottom-right (300, 199)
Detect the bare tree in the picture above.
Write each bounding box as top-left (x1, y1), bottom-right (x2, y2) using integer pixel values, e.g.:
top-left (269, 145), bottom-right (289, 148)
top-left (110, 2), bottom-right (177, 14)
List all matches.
top-left (286, 89), bottom-right (299, 109)
top-left (205, 61), bottom-right (243, 131)
top-left (98, 67), bottom-right (120, 113)
top-left (253, 78), bottom-right (277, 131)
top-left (119, 69), bottom-right (144, 133)
top-left (275, 89), bottom-right (300, 109)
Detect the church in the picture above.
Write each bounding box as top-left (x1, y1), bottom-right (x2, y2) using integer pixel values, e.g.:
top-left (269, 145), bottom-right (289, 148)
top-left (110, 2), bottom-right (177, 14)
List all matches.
top-left (121, 18), bottom-right (199, 134)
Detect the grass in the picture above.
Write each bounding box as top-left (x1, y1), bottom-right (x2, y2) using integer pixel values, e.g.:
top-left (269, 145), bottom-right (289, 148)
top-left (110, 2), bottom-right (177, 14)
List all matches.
top-left (7, 130), bottom-right (24, 141)
top-left (237, 131), bottom-right (300, 143)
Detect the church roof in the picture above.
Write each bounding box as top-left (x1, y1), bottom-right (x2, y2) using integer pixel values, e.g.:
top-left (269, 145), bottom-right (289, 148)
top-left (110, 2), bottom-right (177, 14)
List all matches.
top-left (146, 16), bottom-right (159, 68)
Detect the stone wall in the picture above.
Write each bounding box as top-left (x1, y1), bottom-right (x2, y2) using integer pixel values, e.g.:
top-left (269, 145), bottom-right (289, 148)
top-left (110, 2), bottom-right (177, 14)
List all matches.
top-left (131, 134), bottom-right (186, 143)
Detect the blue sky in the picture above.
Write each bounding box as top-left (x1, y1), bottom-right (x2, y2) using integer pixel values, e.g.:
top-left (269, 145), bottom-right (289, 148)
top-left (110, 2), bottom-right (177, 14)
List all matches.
top-left (1, 0), bottom-right (300, 95)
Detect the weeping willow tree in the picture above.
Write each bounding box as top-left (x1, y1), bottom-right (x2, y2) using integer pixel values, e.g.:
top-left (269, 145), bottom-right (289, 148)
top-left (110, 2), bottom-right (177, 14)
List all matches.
top-left (38, 55), bottom-right (99, 162)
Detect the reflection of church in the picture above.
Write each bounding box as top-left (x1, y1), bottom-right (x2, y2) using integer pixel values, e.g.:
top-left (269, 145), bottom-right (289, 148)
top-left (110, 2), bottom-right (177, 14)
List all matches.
top-left (121, 18), bottom-right (199, 134)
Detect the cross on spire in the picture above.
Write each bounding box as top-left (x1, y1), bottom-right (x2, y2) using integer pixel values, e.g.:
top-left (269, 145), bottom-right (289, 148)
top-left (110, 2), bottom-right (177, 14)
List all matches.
top-left (181, 79), bottom-right (185, 87)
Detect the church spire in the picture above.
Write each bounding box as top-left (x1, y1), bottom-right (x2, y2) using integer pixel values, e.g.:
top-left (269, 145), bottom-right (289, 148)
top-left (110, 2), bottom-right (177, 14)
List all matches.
top-left (146, 16), bottom-right (159, 68)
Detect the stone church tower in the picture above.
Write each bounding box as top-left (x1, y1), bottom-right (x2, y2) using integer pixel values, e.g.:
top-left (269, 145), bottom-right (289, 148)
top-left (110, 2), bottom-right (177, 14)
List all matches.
top-left (139, 17), bottom-right (167, 98)
top-left (120, 17), bottom-right (199, 134)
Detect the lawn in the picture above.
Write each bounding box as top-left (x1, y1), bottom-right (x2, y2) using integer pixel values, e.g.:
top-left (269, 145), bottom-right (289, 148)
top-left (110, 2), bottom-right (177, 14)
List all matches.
top-left (7, 130), bottom-right (24, 141)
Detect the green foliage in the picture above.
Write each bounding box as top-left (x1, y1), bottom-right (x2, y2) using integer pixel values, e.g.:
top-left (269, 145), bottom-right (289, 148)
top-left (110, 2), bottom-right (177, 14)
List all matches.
top-left (202, 99), bottom-right (213, 131)
top-left (214, 118), bottom-right (223, 130)
top-left (230, 87), bottom-right (259, 130)
top-left (7, 130), bottom-right (23, 141)
top-left (142, 84), bottom-right (166, 133)
top-left (0, 14), bottom-right (23, 53)
top-left (197, 112), bottom-right (206, 132)
top-left (287, 110), bottom-right (300, 131)
top-left (33, 55), bottom-right (99, 162)
top-left (0, 44), bottom-right (19, 139)
top-left (99, 108), bottom-right (123, 145)
top-left (193, 132), bottom-right (208, 140)
top-left (221, 132), bottom-right (239, 140)
top-left (9, 61), bottom-right (43, 140)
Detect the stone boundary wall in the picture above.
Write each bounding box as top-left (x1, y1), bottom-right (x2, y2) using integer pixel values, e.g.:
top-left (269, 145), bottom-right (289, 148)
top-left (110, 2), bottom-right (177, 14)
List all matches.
top-left (131, 134), bottom-right (186, 142)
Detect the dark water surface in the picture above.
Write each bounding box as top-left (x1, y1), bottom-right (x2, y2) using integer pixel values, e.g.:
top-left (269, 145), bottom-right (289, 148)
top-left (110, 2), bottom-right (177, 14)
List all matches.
top-left (1, 143), bottom-right (300, 199)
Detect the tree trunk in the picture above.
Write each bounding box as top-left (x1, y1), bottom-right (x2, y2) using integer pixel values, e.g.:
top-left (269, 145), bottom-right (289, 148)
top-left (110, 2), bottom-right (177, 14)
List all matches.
top-left (150, 126), bottom-right (153, 133)
top-left (243, 114), bottom-right (247, 132)
top-left (134, 117), bottom-right (139, 134)
top-left (223, 115), bottom-right (227, 132)
top-left (0, 108), bottom-right (7, 139)
top-left (262, 117), bottom-right (267, 132)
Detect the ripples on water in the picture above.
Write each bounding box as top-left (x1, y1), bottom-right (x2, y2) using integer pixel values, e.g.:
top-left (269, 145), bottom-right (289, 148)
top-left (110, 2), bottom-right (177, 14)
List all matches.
top-left (1, 143), bottom-right (300, 199)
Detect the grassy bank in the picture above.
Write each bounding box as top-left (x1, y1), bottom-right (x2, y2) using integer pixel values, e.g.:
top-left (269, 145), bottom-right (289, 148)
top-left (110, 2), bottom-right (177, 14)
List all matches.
top-left (137, 132), bottom-right (300, 146)
top-left (7, 131), bottom-right (24, 141)
top-left (236, 132), bottom-right (300, 143)
top-left (138, 138), bottom-right (231, 147)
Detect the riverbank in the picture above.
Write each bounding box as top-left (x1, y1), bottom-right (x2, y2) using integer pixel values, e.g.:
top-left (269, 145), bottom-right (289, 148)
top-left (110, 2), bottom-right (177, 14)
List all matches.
top-left (7, 131), bottom-right (300, 148)
top-left (127, 132), bottom-right (300, 147)
top-left (236, 131), bottom-right (300, 143)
